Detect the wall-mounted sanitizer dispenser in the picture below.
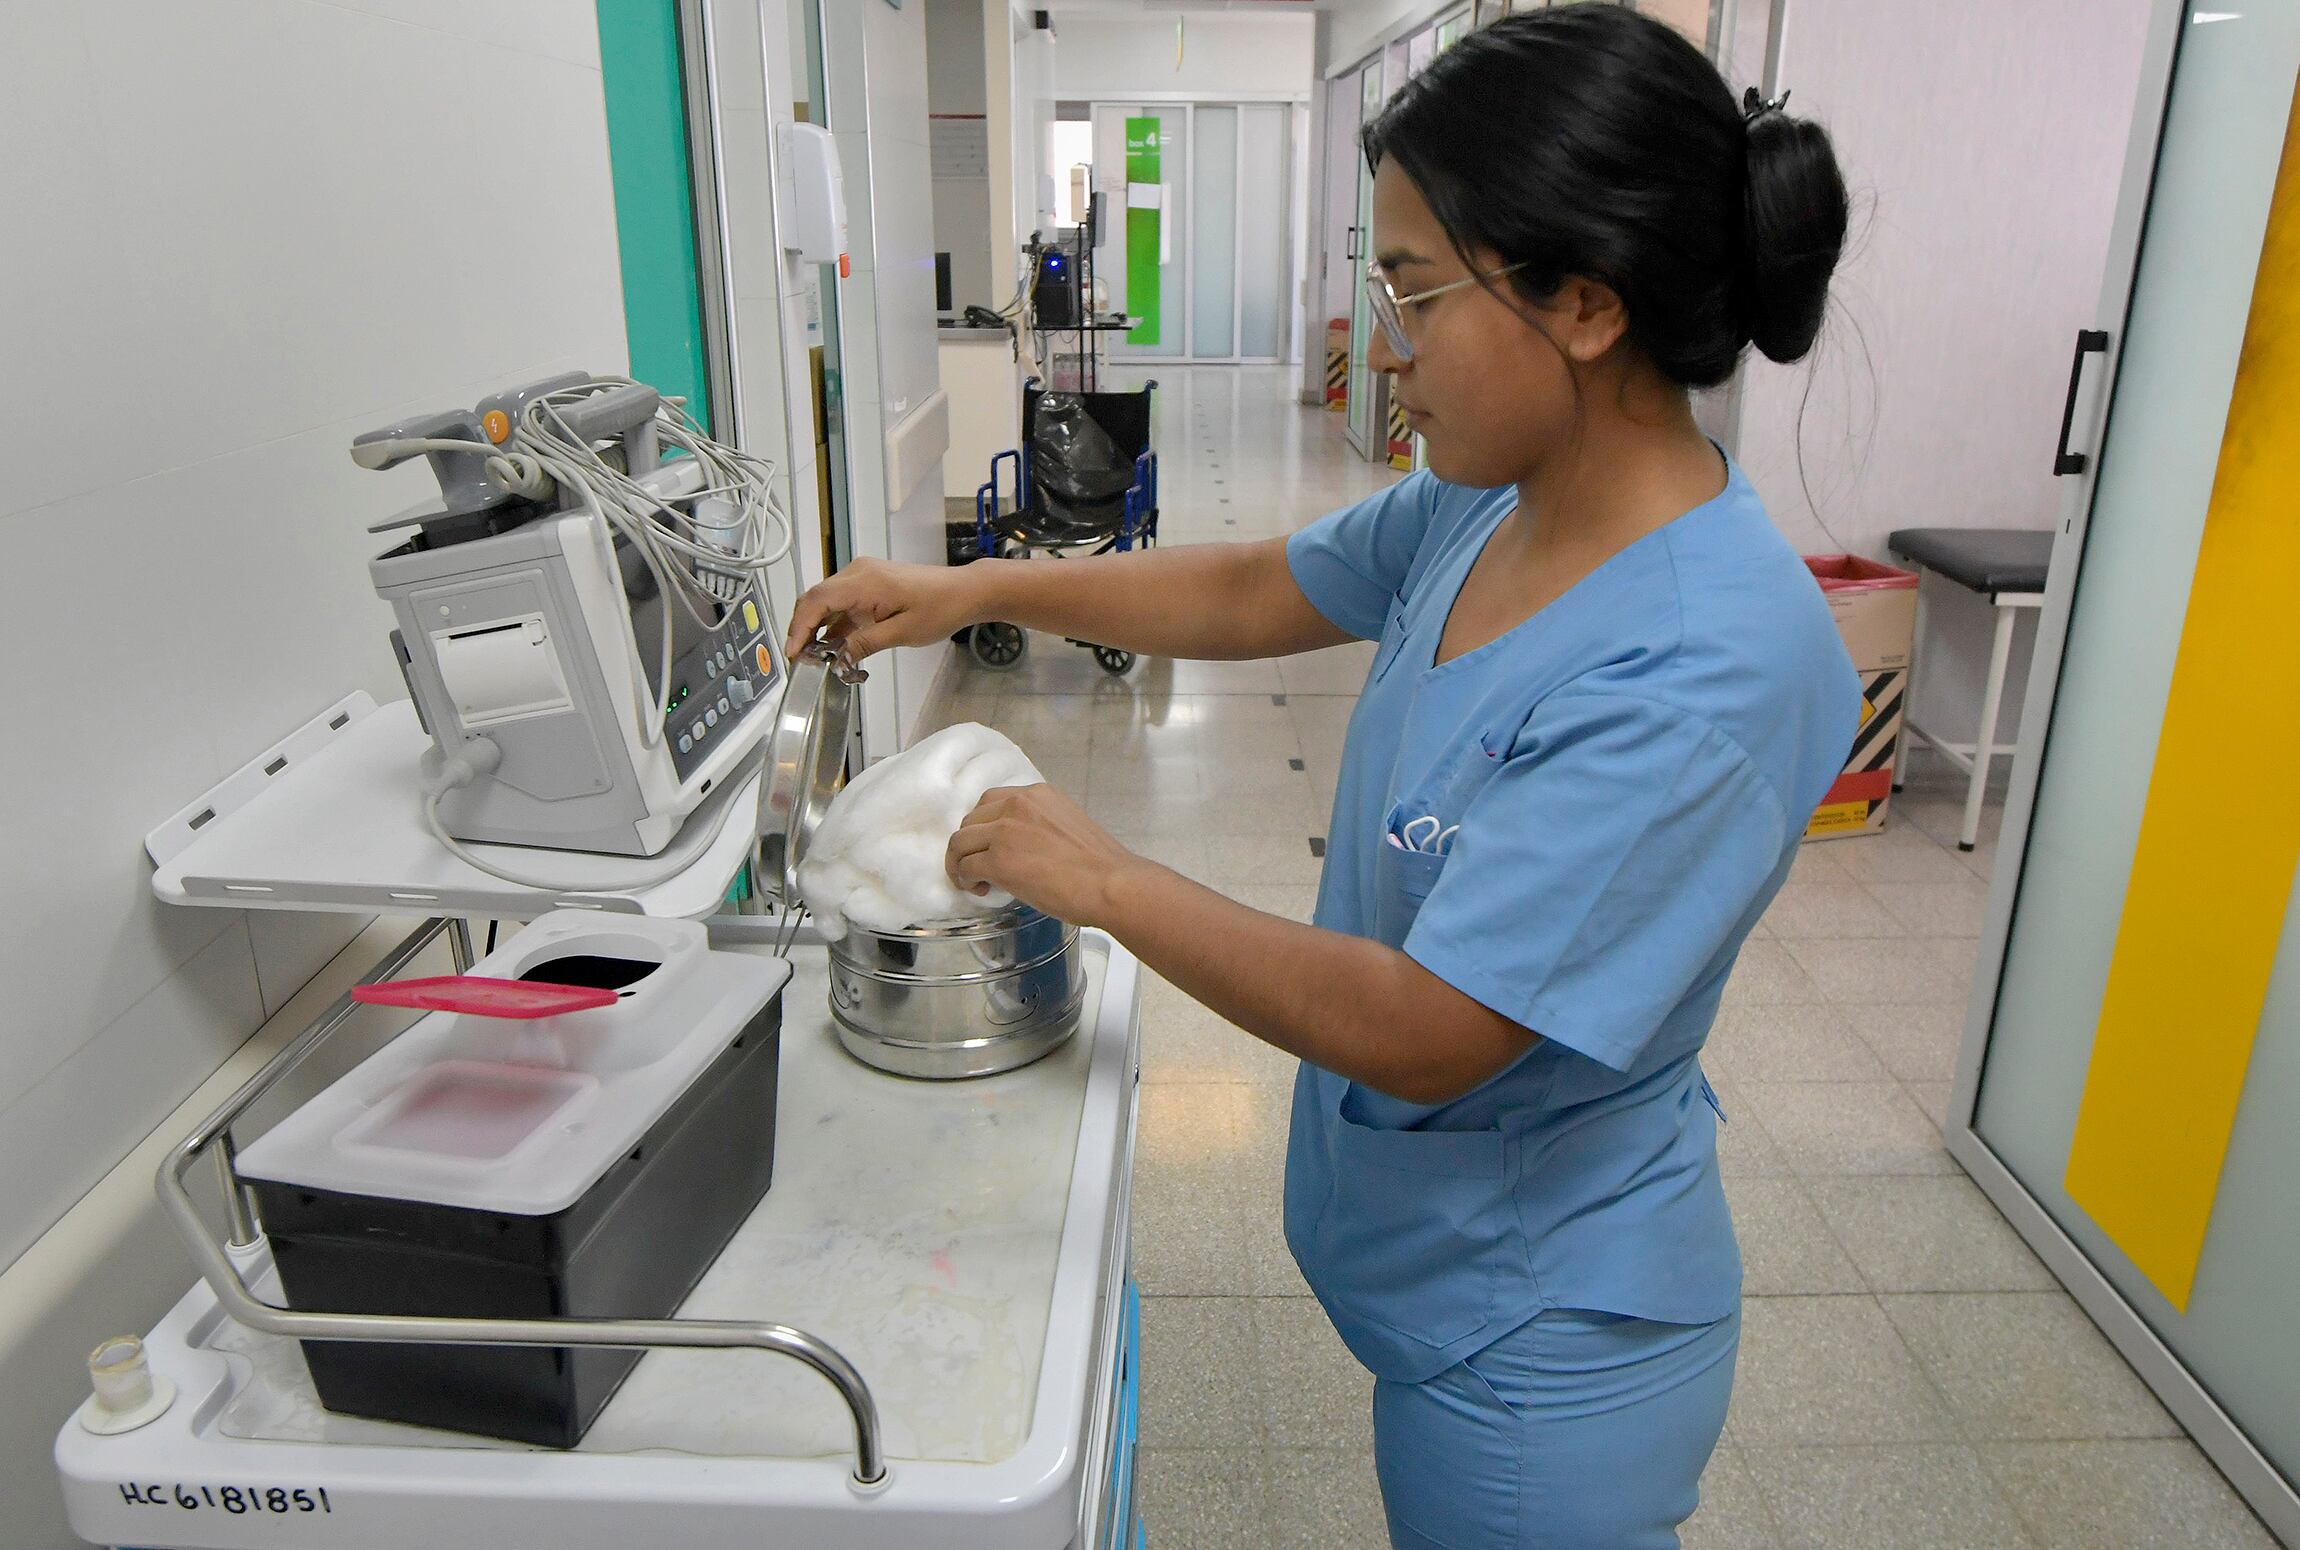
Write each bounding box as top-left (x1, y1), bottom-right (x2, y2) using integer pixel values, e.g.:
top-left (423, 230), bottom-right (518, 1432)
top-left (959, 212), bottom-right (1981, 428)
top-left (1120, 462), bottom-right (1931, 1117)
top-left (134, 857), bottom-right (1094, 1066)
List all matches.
top-left (778, 121), bottom-right (850, 274)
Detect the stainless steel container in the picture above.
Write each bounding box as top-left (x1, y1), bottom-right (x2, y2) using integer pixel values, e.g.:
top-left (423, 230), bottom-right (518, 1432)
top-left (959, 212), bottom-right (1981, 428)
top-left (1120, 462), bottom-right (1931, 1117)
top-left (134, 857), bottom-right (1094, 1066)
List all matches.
top-left (826, 906), bottom-right (1084, 1079)
top-left (762, 645), bottom-right (1084, 1080)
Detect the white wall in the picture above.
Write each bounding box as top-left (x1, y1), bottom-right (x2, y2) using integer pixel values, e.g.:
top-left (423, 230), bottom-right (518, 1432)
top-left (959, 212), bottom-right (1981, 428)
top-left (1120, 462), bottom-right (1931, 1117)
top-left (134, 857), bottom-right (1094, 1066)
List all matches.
top-left (0, 1), bottom-right (627, 1541)
top-left (966, 0), bottom-right (1051, 290)
top-left (928, 0), bottom-right (992, 113)
top-left (935, 181), bottom-right (1000, 312)
top-left (1019, 15), bottom-right (1061, 241)
top-left (1322, 0), bottom-right (1429, 76)
top-left (926, 0), bottom-right (999, 313)
top-left (823, 0), bottom-right (957, 752)
top-left (1735, 0), bottom-right (2154, 747)
top-left (1053, 9), bottom-right (1317, 100)
top-left (0, 0), bottom-right (626, 1287)
top-left (984, 0), bottom-right (1021, 298)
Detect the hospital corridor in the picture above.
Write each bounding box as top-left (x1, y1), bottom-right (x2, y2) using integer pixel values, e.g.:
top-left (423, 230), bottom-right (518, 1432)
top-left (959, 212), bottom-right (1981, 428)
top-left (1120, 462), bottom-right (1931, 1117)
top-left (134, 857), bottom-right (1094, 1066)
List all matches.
top-left (7, 1), bottom-right (2300, 1547)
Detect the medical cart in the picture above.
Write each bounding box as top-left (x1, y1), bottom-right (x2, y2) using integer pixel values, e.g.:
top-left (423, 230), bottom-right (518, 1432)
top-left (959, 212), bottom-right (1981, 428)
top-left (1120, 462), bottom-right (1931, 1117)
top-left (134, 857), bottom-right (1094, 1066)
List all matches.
top-left (59, 691), bottom-right (1146, 1550)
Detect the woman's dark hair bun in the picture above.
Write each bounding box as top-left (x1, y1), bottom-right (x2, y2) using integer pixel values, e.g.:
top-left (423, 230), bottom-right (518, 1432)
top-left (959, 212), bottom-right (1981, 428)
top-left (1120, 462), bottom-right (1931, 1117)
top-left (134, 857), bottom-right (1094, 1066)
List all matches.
top-left (1362, 2), bottom-right (1849, 386)
top-left (1741, 97), bottom-right (1849, 364)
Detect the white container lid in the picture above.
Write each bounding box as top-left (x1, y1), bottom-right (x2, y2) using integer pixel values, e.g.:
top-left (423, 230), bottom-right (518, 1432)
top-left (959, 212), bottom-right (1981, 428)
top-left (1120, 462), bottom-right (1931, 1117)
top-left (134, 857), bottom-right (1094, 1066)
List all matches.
top-left (236, 913), bottom-right (791, 1216)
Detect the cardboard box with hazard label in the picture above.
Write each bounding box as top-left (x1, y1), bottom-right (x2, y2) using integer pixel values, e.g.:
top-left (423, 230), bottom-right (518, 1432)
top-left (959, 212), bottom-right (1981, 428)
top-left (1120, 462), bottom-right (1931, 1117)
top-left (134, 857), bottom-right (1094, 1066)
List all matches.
top-left (1386, 392), bottom-right (1416, 471)
top-left (1802, 554), bottom-right (1918, 841)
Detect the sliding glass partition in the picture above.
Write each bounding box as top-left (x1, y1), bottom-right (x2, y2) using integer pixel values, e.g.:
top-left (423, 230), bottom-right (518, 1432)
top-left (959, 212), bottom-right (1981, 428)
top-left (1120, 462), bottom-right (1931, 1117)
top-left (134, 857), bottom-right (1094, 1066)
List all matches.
top-left (1943, 6), bottom-right (2300, 1538)
top-left (1094, 101), bottom-right (1295, 365)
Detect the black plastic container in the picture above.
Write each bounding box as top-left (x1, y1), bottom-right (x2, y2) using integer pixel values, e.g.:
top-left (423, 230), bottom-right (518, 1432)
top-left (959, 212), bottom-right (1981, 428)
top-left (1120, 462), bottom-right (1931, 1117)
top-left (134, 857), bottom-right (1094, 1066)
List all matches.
top-left (248, 998), bottom-right (782, 1448)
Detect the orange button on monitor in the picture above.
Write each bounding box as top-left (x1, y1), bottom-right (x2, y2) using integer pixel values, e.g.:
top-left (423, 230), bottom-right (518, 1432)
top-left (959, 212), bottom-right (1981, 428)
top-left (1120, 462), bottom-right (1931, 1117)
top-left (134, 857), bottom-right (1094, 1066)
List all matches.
top-left (755, 644), bottom-right (774, 674)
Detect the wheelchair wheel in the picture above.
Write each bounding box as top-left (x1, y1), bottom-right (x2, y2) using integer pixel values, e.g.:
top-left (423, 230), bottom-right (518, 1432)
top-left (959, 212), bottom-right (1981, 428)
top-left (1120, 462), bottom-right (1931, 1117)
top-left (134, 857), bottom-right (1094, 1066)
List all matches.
top-left (970, 622), bottom-right (1027, 670)
top-left (1093, 646), bottom-right (1136, 676)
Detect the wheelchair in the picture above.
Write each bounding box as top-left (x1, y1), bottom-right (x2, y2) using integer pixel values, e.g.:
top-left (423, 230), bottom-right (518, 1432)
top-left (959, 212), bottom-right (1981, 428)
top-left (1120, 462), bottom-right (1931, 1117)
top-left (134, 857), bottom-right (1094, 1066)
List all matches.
top-left (968, 380), bottom-right (1159, 676)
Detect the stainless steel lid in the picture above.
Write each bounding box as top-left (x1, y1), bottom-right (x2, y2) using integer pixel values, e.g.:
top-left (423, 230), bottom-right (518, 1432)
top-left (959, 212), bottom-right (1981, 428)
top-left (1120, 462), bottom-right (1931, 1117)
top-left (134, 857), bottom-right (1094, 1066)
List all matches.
top-left (756, 640), bottom-right (866, 909)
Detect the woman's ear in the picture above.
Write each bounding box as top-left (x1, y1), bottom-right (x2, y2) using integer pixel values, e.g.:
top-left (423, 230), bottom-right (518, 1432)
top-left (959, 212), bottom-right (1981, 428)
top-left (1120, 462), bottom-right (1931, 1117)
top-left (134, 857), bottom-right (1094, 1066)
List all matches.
top-left (1549, 276), bottom-right (1630, 363)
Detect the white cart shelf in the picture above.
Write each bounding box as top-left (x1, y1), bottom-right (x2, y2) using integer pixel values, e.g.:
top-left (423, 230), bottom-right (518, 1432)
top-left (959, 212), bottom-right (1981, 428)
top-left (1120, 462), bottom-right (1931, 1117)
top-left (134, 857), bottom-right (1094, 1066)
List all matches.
top-left (146, 693), bottom-right (761, 922)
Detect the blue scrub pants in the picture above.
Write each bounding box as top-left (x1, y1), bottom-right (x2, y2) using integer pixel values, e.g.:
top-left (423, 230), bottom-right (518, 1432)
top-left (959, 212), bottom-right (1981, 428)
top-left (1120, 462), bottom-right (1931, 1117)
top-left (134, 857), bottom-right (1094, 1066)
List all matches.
top-left (1371, 1306), bottom-right (1739, 1549)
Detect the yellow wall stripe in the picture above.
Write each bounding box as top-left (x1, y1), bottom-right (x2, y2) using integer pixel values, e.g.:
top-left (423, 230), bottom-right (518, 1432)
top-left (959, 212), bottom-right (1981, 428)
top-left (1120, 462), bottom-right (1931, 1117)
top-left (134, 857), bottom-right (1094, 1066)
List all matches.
top-left (2065, 86), bottom-right (2300, 1313)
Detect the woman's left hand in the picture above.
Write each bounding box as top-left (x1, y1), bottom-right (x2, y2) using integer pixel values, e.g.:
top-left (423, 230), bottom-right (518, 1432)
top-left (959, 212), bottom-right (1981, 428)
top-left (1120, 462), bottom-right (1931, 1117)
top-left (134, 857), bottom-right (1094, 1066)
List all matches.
top-left (946, 784), bottom-right (1147, 930)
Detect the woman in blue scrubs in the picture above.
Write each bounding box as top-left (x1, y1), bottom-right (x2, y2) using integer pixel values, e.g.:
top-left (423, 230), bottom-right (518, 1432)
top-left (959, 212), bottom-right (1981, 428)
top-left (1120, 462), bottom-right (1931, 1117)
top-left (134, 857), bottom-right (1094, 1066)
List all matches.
top-left (789, 7), bottom-right (1855, 1543)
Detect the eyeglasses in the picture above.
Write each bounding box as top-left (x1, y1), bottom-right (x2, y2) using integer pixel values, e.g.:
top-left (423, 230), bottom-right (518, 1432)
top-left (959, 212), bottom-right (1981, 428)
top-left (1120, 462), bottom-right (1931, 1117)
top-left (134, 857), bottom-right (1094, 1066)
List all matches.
top-left (1363, 260), bottom-right (1531, 362)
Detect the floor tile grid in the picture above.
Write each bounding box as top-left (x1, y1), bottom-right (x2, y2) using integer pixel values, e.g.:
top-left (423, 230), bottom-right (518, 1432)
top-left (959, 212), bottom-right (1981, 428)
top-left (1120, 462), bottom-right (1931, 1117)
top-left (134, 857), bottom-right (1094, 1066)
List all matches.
top-left (1721, 809), bottom-right (2028, 1538)
top-left (1708, 858), bottom-right (1980, 1188)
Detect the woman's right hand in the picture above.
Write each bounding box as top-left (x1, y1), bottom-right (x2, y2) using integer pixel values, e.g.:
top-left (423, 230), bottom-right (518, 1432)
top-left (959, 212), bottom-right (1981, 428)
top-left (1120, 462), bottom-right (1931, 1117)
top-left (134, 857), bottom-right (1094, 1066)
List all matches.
top-left (784, 558), bottom-right (993, 663)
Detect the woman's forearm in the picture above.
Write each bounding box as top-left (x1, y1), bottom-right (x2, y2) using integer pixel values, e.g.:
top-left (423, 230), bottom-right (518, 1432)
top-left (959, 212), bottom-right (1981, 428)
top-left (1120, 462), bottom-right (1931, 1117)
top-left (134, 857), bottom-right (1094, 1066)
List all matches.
top-left (1096, 862), bottom-right (1538, 1105)
top-left (971, 538), bottom-right (1351, 662)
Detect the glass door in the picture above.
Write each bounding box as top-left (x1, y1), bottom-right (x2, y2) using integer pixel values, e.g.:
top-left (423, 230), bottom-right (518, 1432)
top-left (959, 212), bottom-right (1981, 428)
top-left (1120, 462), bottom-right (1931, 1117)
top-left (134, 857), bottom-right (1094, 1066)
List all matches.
top-left (1343, 63), bottom-right (1382, 454)
top-left (796, 0), bottom-right (850, 574)
top-left (1099, 102), bottom-right (1291, 365)
top-left (1189, 104), bottom-right (1292, 362)
top-left (1235, 105), bottom-right (1289, 359)
top-left (1190, 105), bottom-right (1239, 359)
top-left (1959, 4), bottom-right (2300, 1533)
top-left (1318, 75), bottom-right (1359, 418)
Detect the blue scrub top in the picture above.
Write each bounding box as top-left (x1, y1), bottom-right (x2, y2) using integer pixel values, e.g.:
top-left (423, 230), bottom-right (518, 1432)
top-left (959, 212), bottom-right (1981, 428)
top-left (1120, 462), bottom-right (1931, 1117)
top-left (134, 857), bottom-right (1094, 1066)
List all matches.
top-left (1281, 462), bottom-right (1859, 1384)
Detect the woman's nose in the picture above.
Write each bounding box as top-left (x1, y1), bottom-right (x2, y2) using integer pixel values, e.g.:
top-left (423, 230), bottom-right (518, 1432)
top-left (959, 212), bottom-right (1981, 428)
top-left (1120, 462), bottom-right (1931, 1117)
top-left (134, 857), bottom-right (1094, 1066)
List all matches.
top-left (1367, 326), bottom-right (1404, 376)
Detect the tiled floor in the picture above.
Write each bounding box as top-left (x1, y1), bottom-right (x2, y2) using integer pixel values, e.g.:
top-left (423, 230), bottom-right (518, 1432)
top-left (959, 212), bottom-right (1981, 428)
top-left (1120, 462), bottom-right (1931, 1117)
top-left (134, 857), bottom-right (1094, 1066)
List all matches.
top-left (931, 367), bottom-right (2281, 1548)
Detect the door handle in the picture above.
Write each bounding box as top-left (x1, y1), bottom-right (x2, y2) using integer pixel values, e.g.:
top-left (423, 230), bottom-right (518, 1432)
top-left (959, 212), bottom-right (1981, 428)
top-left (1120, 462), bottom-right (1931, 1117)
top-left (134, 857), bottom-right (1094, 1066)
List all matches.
top-left (1346, 225), bottom-right (1361, 263)
top-left (2053, 329), bottom-right (2111, 476)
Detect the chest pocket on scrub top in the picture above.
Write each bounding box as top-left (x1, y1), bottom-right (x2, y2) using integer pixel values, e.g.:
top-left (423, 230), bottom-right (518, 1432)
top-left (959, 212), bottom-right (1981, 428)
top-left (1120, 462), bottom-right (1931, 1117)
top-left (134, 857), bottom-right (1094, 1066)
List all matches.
top-left (1371, 728), bottom-right (1501, 950)
top-left (1373, 819), bottom-right (1448, 950)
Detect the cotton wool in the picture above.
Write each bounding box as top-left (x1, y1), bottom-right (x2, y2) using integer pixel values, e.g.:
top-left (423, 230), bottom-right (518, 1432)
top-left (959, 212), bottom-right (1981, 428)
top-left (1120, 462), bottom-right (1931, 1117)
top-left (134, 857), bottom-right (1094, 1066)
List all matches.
top-left (796, 723), bottom-right (1047, 939)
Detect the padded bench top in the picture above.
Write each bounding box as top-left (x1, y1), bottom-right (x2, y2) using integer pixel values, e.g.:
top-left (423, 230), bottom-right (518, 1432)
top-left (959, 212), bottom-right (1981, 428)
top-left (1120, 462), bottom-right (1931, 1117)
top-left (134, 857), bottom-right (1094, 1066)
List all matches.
top-left (1887, 526), bottom-right (2053, 594)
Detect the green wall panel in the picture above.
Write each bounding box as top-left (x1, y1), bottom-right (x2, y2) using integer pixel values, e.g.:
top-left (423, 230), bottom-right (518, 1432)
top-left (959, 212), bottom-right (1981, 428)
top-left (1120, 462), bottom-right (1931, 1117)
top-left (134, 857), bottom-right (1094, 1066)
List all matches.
top-left (596, 0), bottom-right (712, 428)
top-left (1125, 116), bottom-right (1162, 347)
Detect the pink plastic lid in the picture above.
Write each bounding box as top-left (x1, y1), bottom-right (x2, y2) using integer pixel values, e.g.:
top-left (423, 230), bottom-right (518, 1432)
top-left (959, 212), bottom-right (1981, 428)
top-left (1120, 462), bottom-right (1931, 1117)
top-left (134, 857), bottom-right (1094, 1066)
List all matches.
top-left (1804, 554), bottom-right (1918, 593)
top-left (350, 976), bottom-right (619, 1019)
